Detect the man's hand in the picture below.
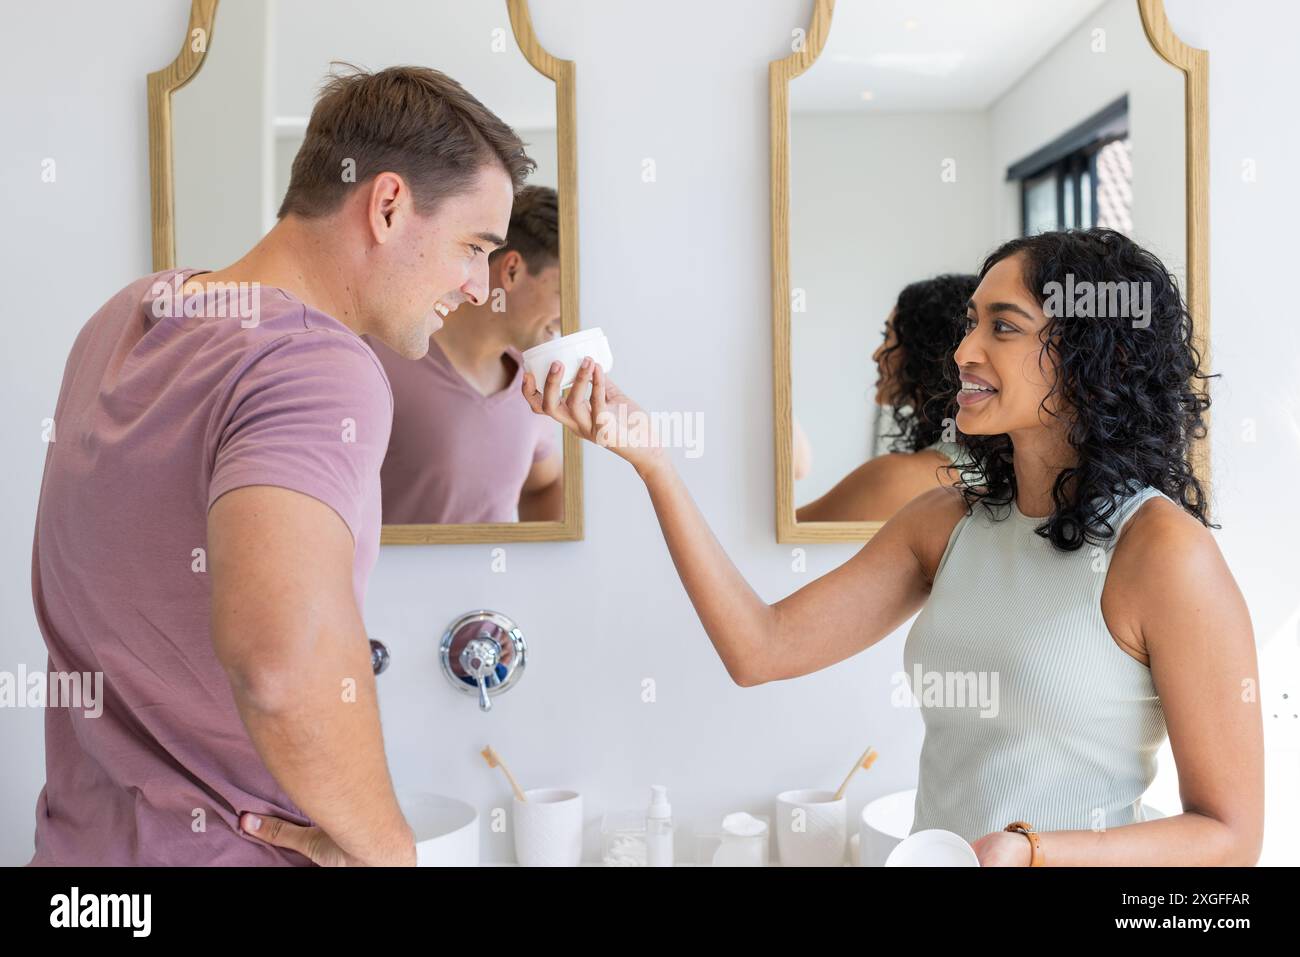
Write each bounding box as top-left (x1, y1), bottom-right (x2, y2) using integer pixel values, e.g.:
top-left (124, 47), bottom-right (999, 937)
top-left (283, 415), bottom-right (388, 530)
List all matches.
top-left (240, 812), bottom-right (416, 867)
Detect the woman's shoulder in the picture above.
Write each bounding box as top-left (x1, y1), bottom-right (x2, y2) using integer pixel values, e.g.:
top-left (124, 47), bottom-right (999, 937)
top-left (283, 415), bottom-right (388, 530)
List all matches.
top-left (905, 483), bottom-right (969, 516)
top-left (1105, 490), bottom-right (1248, 662)
top-left (1114, 490), bottom-right (1212, 555)
top-left (1106, 492), bottom-right (1229, 612)
top-left (891, 485), bottom-right (970, 583)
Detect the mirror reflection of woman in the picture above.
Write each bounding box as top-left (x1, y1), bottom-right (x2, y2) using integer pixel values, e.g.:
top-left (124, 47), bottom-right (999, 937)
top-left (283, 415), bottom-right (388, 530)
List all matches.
top-left (525, 227), bottom-right (1262, 866)
top-left (796, 274), bottom-right (978, 522)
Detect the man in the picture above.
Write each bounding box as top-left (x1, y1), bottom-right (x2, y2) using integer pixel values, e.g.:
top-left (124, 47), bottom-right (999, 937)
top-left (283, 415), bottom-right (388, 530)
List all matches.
top-left (29, 66), bottom-right (532, 866)
top-left (368, 185), bottom-right (563, 524)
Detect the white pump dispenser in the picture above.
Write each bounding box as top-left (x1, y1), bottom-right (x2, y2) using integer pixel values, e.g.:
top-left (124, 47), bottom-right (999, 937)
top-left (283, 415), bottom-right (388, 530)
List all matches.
top-left (645, 785), bottom-right (673, 867)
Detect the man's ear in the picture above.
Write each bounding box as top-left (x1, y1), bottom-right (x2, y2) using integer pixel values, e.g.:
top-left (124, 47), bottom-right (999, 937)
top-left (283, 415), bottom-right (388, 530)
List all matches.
top-left (367, 171), bottom-right (406, 243)
top-left (499, 250), bottom-right (524, 289)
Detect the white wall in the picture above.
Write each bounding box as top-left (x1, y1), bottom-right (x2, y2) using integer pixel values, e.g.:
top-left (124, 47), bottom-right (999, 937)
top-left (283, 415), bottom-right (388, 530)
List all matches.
top-left (1, 0), bottom-right (1296, 866)
top-left (989, 0), bottom-right (1187, 275)
top-left (173, 0), bottom-right (272, 273)
top-left (790, 112), bottom-right (992, 501)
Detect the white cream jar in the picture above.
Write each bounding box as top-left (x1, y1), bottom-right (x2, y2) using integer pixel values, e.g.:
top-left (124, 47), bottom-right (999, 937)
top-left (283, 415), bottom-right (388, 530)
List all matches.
top-left (522, 327), bottom-right (614, 391)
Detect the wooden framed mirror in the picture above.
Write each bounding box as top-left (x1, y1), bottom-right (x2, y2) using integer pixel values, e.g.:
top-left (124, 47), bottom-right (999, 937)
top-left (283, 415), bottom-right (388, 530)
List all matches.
top-left (148, 0), bottom-right (582, 545)
top-left (770, 0), bottom-right (1208, 543)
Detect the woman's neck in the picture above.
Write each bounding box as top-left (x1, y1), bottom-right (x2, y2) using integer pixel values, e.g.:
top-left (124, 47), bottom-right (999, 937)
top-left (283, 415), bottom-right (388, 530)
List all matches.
top-left (1008, 425), bottom-right (1076, 518)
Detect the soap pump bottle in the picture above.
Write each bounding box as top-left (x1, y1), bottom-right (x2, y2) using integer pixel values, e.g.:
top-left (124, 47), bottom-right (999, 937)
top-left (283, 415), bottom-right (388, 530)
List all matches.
top-left (645, 785), bottom-right (674, 867)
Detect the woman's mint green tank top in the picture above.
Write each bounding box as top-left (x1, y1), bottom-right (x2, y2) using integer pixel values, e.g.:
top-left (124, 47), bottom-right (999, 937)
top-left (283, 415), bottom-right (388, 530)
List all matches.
top-left (925, 439), bottom-right (967, 467)
top-left (903, 484), bottom-right (1171, 843)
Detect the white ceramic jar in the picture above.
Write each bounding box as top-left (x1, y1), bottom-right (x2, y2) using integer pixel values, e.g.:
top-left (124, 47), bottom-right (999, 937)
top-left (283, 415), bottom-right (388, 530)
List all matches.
top-left (521, 327), bottom-right (614, 391)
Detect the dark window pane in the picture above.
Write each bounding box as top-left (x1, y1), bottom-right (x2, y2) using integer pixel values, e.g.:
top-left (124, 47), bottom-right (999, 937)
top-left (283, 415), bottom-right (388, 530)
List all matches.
top-left (1024, 171), bottom-right (1059, 234)
top-left (1080, 168), bottom-right (1093, 228)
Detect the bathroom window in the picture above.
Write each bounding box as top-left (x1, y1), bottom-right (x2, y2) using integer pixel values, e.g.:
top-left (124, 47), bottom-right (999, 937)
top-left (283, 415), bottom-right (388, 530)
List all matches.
top-left (1007, 95), bottom-right (1131, 236)
top-left (1094, 137), bottom-right (1133, 233)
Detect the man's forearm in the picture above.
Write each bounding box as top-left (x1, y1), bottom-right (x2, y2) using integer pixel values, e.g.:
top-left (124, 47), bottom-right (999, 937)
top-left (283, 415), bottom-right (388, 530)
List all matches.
top-left (229, 633), bottom-right (414, 865)
top-left (518, 477), bottom-right (563, 521)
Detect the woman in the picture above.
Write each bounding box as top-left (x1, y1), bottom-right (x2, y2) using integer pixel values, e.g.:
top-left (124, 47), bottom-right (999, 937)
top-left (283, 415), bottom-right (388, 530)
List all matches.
top-left (797, 274), bottom-right (978, 521)
top-left (523, 227), bottom-right (1262, 866)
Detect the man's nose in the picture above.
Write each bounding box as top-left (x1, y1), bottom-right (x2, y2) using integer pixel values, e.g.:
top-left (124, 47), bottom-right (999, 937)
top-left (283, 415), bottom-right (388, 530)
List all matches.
top-left (462, 261), bottom-right (490, 307)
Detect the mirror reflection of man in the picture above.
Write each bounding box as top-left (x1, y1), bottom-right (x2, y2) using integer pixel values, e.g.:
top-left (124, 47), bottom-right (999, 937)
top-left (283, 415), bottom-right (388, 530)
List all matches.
top-left (368, 186), bottom-right (563, 523)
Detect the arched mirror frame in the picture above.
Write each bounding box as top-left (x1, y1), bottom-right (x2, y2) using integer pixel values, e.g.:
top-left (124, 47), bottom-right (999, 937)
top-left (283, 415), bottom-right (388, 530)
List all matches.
top-left (147, 0), bottom-right (584, 544)
top-left (769, 0), bottom-right (1209, 543)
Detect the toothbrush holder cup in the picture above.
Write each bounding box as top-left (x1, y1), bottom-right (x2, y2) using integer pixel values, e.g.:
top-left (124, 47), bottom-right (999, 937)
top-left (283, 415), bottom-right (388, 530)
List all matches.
top-left (512, 788), bottom-right (583, 866)
top-left (775, 788), bottom-right (848, 867)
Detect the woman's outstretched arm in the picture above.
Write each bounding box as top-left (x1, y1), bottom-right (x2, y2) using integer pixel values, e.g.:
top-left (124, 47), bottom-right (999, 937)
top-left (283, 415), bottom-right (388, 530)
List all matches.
top-left (523, 358), bottom-right (959, 687)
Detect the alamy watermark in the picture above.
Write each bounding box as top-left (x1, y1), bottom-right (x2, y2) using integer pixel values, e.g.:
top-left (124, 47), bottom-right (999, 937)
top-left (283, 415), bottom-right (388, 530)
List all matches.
top-left (595, 405), bottom-right (704, 458)
top-left (149, 273), bottom-right (261, 328)
top-left (1042, 273), bottom-right (1152, 329)
top-left (891, 664), bottom-right (1000, 718)
top-left (0, 665), bottom-right (103, 718)
top-left (49, 886), bottom-right (150, 936)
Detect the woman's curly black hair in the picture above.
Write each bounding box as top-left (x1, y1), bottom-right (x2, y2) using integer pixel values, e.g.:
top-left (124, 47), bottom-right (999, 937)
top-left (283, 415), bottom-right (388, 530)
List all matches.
top-left (878, 273), bottom-right (980, 453)
top-left (954, 227), bottom-right (1215, 551)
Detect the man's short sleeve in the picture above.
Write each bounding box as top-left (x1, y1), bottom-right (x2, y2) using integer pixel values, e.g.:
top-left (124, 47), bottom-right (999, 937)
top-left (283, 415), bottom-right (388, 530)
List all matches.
top-left (207, 330), bottom-right (394, 543)
top-left (532, 414), bottom-right (560, 464)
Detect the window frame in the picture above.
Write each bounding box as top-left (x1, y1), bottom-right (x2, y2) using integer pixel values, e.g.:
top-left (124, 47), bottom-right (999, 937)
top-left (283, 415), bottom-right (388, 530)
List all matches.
top-left (1008, 95), bottom-right (1129, 235)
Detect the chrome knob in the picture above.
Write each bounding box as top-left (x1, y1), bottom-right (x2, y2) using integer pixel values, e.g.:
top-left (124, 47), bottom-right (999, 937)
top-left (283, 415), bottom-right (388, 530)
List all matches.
top-left (461, 637), bottom-right (501, 712)
top-left (440, 611), bottom-right (526, 712)
top-left (370, 638), bottom-right (390, 676)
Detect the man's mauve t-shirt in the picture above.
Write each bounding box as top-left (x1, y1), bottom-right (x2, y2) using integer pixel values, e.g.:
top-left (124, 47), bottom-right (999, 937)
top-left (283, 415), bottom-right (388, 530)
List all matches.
top-left (367, 336), bottom-right (557, 524)
top-left (29, 268), bottom-right (393, 866)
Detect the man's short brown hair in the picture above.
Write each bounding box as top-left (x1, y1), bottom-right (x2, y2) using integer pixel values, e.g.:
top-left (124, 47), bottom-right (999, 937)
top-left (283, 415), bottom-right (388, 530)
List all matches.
top-left (277, 64), bottom-right (535, 219)
top-left (490, 185), bottom-right (559, 275)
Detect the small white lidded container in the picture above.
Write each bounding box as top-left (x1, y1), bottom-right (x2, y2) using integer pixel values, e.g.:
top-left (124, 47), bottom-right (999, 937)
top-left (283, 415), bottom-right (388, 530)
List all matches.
top-left (698, 812), bottom-right (770, 867)
top-left (522, 327), bottom-right (613, 391)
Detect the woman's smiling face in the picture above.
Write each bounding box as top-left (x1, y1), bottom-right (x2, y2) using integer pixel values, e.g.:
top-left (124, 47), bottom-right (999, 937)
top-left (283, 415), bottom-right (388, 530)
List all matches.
top-left (954, 253), bottom-right (1062, 437)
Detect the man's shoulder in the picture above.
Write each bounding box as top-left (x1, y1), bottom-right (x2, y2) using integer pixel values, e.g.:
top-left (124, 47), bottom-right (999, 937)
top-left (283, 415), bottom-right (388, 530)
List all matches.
top-left (82, 268), bottom-right (181, 333)
top-left (245, 321), bottom-right (393, 411)
top-left (173, 285), bottom-right (395, 416)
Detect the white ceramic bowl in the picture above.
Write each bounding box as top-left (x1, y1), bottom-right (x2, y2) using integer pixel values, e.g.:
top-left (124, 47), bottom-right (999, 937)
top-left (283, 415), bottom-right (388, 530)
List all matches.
top-left (859, 788), bottom-right (917, 867)
top-left (522, 328), bottom-right (613, 391)
top-left (395, 790), bottom-right (480, 866)
top-left (885, 828), bottom-right (980, 866)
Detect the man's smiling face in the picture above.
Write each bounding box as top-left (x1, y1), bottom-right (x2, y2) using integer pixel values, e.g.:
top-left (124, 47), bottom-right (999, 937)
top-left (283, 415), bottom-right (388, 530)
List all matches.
top-left (368, 162), bottom-right (515, 359)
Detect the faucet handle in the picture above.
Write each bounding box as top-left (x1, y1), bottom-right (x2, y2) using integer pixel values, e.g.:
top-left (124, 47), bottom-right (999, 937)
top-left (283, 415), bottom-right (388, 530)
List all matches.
top-left (460, 636), bottom-right (501, 712)
top-left (440, 611), bottom-right (527, 712)
top-left (370, 638), bottom-right (390, 676)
